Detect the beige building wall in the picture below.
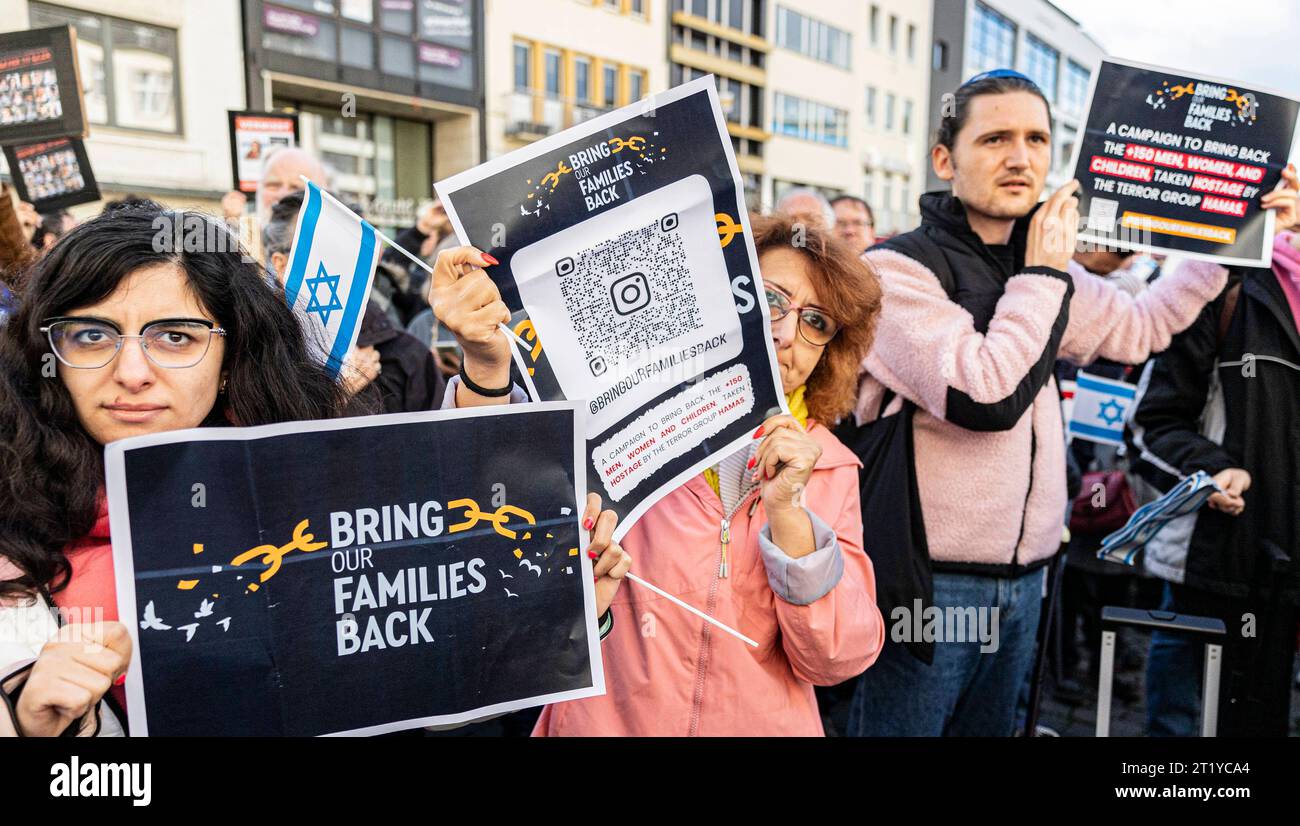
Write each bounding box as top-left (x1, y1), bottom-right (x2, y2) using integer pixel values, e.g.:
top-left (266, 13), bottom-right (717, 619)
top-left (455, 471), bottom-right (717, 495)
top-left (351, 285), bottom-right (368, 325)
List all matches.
top-left (483, 0), bottom-right (670, 160)
top-left (0, 0), bottom-right (247, 213)
top-left (763, 0), bottom-right (931, 233)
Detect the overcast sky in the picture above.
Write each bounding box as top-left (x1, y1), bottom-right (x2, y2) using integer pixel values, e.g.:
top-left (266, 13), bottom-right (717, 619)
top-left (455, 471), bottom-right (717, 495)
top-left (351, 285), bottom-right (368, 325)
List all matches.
top-left (1052, 0), bottom-right (1300, 157)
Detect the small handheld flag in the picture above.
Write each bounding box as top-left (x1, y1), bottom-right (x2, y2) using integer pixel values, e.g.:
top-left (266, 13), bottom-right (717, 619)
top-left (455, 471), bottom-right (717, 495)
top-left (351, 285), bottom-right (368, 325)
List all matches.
top-left (1097, 470), bottom-right (1221, 565)
top-left (1067, 371), bottom-right (1135, 446)
top-left (282, 181), bottom-right (381, 377)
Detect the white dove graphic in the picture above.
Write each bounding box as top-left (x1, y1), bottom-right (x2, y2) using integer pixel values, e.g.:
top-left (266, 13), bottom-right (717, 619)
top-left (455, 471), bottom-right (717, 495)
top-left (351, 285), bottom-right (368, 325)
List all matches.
top-left (519, 558), bottom-right (542, 577)
top-left (498, 569), bottom-right (513, 579)
top-left (178, 623), bottom-right (199, 642)
top-left (140, 601), bottom-right (171, 631)
top-left (217, 617), bottom-right (232, 632)
top-left (194, 598), bottom-right (214, 619)
top-left (504, 588), bottom-right (518, 598)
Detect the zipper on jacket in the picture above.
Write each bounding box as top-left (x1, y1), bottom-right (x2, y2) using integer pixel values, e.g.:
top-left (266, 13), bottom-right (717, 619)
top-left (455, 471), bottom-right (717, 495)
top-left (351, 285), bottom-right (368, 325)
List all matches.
top-left (718, 488), bottom-right (759, 578)
top-left (691, 489), bottom-right (759, 734)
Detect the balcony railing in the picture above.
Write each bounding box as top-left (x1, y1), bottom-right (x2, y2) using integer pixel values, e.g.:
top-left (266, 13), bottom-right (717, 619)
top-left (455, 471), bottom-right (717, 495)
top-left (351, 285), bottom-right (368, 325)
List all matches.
top-left (503, 90), bottom-right (614, 140)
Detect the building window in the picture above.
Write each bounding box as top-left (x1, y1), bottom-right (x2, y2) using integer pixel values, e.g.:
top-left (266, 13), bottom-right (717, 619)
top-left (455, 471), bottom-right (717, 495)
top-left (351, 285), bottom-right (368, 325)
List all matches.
top-left (888, 15), bottom-right (898, 54)
top-left (628, 70), bottom-right (644, 102)
top-left (902, 99), bottom-right (913, 135)
top-left (907, 24), bottom-right (916, 62)
top-left (933, 40), bottom-right (949, 72)
top-left (1023, 33), bottom-right (1059, 103)
top-left (514, 42), bottom-right (531, 91)
top-left (630, 0), bottom-right (646, 17)
top-left (970, 1), bottom-right (1016, 74)
top-left (865, 86), bottom-right (876, 127)
top-left (775, 6), bottom-right (851, 69)
top-left (603, 64), bottom-right (618, 107)
top-left (884, 92), bottom-right (895, 131)
top-left (773, 92), bottom-right (848, 147)
top-left (574, 56), bottom-right (592, 103)
top-left (869, 5), bottom-right (879, 46)
top-left (1057, 122), bottom-right (1078, 173)
top-left (29, 2), bottom-right (181, 134)
top-left (543, 49), bottom-right (563, 99)
top-left (1064, 60), bottom-right (1090, 115)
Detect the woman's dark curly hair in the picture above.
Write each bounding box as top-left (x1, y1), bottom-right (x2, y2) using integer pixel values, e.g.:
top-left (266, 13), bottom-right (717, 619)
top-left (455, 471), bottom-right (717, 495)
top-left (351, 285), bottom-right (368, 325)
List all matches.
top-left (750, 213), bottom-right (882, 425)
top-left (0, 202), bottom-right (348, 598)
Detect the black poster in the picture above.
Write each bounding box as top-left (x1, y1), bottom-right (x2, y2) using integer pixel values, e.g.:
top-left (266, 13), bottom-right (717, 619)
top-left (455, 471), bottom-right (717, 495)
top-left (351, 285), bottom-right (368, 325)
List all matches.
top-left (0, 25), bottom-right (87, 145)
top-left (1070, 58), bottom-right (1300, 267)
top-left (3, 137), bottom-right (98, 211)
top-left (436, 76), bottom-right (785, 539)
top-left (106, 402), bottom-right (602, 736)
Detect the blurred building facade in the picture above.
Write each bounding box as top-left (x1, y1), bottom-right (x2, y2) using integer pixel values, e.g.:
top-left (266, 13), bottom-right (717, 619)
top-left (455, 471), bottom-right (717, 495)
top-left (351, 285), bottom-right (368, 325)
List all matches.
top-left (242, 0), bottom-right (486, 229)
top-left (0, 0), bottom-right (247, 212)
top-left (485, 0), bottom-right (667, 163)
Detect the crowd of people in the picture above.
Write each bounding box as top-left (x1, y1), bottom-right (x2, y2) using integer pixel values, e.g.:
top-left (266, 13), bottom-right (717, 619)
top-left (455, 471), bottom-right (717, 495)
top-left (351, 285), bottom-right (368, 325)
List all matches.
top-left (0, 68), bottom-right (1297, 738)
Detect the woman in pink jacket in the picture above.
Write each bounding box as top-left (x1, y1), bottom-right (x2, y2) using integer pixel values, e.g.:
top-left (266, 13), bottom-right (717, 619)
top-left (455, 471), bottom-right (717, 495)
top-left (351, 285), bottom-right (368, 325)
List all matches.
top-left (433, 214), bottom-right (887, 735)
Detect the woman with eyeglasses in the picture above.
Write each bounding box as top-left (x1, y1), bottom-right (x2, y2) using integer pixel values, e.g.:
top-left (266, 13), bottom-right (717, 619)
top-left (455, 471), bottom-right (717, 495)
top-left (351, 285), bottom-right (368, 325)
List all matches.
top-left (435, 213), bottom-right (886, 735)
top-left (0, 203), bottom-right (348, 736)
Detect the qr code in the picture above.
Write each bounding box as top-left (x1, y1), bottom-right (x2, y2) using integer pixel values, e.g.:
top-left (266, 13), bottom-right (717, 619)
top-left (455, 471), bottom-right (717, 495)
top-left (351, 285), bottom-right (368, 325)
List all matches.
top-left (556, 213), bottom-right (703, 376)
top-left (1088, 197), bottom-right (1119, 232)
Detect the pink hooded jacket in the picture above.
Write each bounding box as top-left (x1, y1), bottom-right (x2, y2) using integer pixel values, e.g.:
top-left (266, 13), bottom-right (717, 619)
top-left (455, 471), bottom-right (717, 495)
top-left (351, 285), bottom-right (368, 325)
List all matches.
top-left (856, 251), bottom-right (1227, 569)
top-left (532, 421), bottom-right (885, 736)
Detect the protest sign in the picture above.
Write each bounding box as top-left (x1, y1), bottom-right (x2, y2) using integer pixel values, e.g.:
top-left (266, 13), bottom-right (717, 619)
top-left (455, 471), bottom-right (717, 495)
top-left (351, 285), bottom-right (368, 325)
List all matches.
top-left (227, 110), bottom-right (299, 193)
top-left (2, 136), bottom-right (97, 210)
top-left (0, 25), bottom-right (86, 145)
top-left (107, 402), bottom-right (603, 736)
top-left (1069, 58), bottom-right (1300, 267)
top-left (435, 76), bottom-right (786, 539)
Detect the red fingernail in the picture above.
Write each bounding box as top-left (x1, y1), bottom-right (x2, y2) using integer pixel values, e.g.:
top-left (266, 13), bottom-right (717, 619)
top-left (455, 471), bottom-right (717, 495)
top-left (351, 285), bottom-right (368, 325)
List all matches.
top-left (114, 674), bottom-right (126, 686)
top-left (583, 517), bottom-right (594, 530)
top-left (481, 253), bottom-right (499, 266)
top-left (753, 425), bottom-right (765, 438)
top-left (746, 456), bottom-right (756, 469)
top-left (588, 550), bottom-right (599, 559)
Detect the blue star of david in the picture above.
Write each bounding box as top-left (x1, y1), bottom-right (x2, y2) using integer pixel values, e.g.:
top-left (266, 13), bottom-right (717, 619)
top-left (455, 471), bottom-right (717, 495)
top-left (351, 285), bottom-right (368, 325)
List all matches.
top-left (304, 263), bottom-right (343, 326)
top-left (1097, 398), bottom-right (1125, 426)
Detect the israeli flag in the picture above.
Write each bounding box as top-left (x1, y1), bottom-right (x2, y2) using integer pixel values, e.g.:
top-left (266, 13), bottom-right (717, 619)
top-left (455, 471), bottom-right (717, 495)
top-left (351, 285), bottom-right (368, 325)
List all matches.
top-left (282, 181), bottom-right (381, 377)
top-left (1098, 471), bottom-right (1220, 565)
top-left (1067, 371), bottom-right (1135, 446)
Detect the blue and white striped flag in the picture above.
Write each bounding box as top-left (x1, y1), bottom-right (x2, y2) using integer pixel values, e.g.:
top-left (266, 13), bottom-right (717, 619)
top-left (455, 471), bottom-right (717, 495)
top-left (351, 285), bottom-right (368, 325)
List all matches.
top-left (1098, 470), bottom-right (1220, 565)
top-left (1067, 371), bottom-right (1135, 446)
top-left (282, 181), bottom-right (381, 377)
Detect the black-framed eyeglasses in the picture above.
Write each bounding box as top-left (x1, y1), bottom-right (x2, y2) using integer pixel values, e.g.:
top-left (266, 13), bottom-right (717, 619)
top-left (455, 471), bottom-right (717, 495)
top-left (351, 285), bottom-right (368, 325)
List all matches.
top-left (764, 286), bottom-right (840, 346)
top-left (40, 317), bottom-right (227, 369)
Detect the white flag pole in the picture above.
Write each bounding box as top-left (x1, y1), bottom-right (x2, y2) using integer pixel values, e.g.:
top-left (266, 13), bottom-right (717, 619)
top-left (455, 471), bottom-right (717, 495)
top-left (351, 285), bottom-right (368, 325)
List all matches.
top-left (625, 573), bottom-right (759, 648)
top-left (297, 176), bottom-right (533, 352)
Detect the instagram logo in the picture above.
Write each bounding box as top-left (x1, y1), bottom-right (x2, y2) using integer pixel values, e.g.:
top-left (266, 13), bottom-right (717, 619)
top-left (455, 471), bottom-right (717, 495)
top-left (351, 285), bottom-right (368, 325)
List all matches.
top-left (610, 271), bottom-right (651, 316)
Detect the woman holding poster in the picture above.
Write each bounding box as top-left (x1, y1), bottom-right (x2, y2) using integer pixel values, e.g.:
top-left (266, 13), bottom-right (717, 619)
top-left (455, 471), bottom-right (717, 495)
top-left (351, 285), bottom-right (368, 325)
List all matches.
top-left (0, 203), bottom-right (352, 736)
top-left (434, 214), bottom-right (887, 736)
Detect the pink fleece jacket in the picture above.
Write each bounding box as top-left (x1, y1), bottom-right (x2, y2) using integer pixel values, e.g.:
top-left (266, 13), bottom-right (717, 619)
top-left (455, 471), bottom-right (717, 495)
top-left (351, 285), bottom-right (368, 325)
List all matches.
top-left (856, 252), bottom-right (1227, 567)
top-left (533, 422), bottom-right (884, 736)
top-left (1272, 231), bottom-right (1300, 324)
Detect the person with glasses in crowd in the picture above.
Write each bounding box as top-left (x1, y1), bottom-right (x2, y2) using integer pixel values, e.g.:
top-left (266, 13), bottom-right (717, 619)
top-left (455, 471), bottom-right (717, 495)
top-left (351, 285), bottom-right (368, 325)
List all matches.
top-left (432, 213), bottom-right (886, 735)
top-left (0, 202), bottom-right (352, 736)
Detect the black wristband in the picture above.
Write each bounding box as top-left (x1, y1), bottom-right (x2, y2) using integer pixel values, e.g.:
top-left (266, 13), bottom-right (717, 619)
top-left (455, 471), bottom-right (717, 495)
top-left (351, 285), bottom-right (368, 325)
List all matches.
top-left (458, 363), bottom-right (514, 397)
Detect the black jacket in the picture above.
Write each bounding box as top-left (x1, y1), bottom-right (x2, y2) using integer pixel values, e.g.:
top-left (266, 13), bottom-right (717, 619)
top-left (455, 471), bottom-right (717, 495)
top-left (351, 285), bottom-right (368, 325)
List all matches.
top-left (355, 301), bottom-right (446, 414)
top-left (877, 192), bottom-right (1074, 432)
top-left (1128, 266), bottom-right (1300, 603)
